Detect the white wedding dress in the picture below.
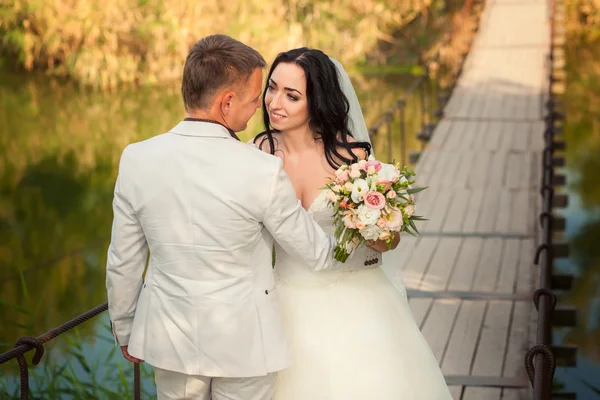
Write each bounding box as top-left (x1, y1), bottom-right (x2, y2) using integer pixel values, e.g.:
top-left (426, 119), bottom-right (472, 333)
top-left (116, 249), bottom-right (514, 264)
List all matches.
top-left (273, 191), bottom-right (453, 400)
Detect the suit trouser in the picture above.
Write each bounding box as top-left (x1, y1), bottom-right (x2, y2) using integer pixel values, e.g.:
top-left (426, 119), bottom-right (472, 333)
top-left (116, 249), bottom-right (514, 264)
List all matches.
top-left (154, 367), bottom-right (276, 400)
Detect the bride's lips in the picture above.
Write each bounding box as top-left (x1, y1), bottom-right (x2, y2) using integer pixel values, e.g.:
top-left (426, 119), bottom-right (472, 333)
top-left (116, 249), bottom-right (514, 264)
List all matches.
top-left (269, 110), bottom-right (286, 121)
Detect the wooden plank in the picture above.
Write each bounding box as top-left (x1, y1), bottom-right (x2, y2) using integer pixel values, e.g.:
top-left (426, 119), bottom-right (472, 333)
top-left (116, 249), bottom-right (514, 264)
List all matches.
top-left (516, 239), bottom-right (535, 293)
top-left (530, 121), bottom-right (545, 151)
top-left (420, 299), bottom-right (461, 363)
top-left (441, 301), bottom-right (487, 376)
top-left (481, 120), bottom-right (502, 152)
top-left (512, 122), bottom-right (530, 152)
top-left (463, 387), bottom-right (502, 400)
top-left (462, 189), bottom-right (485, 233)
top-left (443, 188), bottom-right (472, 232)
top-left (508, 189), bottom-right (531, 235)
top-left (503, 301), bottom-right (531, 379)
top-left (471, 301), bottom-right (512, 375)
top-left (444, 121), bottom-right (471, 152)
top-left (495, 189), bottom-right (513, 234)
top-left (498, 120), bottom-right (515, 151)
top-left (400, 236), bottom-right (439, 290)
top-left (448, 238), bottom-right (484, 292)
top-left (422, 237), bottom-right (462, 291)
top-left (500, 389), bottom-right (529, 400)
top-left (496, 239), bottom-right (521, 293)
top-left (468, 150), bottom-right (492, 188)
top-left (476, 187), bottom-right (501, 233)
top-left (472, 239), bottom-right (503, 292)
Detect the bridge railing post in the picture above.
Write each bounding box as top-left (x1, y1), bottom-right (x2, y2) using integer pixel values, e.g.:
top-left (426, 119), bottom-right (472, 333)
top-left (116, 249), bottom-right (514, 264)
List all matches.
top-left (0, 303), bottom-right (141, 399)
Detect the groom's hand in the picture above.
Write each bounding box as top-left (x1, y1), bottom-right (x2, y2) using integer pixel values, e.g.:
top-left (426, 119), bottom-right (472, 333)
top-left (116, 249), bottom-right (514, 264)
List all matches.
top-left (120, 345), bottom-right (144, 363)
top-left (366, 234), bottom-right (400, 252)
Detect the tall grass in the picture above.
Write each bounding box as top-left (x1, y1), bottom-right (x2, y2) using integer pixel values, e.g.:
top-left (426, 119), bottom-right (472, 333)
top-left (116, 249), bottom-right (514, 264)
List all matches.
top-left (0, 0), bottom-right (432, 89)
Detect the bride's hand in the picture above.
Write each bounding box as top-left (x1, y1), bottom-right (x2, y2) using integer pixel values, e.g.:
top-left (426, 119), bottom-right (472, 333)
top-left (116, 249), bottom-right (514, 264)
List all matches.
top-left (366, 234), bottom-right (400, 252)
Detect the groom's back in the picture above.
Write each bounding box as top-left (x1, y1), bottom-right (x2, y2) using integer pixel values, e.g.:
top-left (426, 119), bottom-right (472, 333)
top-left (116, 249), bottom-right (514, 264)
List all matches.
top-left (117, 124), bottom-right (278, 279)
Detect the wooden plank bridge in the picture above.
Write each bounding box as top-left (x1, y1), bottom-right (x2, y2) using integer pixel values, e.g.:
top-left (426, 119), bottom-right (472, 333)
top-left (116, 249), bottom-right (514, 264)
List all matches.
top-left (381, 0), bottom-right (551, 398)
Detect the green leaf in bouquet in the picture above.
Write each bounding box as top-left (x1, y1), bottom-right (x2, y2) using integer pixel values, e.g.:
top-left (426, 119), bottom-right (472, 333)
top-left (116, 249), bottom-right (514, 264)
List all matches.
top-left (335, 224), bottom-right (345, 239)
top-left (403, 227), bottom-right (418, 237)
top-left (406, 186), bottom-right (428, 195)
top-left (409, 219), bottom-right (420, 234)
top-left (342, 228), bottom-right (356, 244)
top-left (410, 215), bottom-right (428, 221)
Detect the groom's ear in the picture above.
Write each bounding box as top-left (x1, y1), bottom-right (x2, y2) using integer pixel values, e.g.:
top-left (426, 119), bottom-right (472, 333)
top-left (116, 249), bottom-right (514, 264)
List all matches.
top-left (220, 92), bottom-right (236, 115)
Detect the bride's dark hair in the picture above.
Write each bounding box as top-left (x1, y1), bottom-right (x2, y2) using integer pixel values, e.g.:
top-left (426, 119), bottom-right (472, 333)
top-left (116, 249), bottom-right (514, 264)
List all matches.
top-left (254, 48), bottom-right (371, 169)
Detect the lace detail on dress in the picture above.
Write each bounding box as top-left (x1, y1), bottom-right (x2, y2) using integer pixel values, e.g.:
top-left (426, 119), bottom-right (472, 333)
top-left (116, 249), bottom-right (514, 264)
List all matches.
top-left (306, 191), bottom-right (330, 214)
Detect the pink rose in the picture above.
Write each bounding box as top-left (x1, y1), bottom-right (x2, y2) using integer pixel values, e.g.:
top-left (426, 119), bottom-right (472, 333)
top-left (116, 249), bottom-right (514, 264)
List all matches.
top-left (335, 170), bottom-right (349, 184)
top-left (365, 160), bottom-right (382, 172)
top-left (364, 191), bottom-right (386, 209)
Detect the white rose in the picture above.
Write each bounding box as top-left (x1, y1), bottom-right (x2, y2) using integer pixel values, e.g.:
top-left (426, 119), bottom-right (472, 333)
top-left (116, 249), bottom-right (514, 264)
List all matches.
top-left (404, 204), bottom-right (415, 218)
top-left (360, 224), bottom-right (381, 241)
top-left (351, 179), bottom-right (369, 203)
top-left (378, 163), bottom-right (400, 182)
top-left (344, 181), bottom-right (353, 192)
top-left (357, 204), bottom-right (381, 226)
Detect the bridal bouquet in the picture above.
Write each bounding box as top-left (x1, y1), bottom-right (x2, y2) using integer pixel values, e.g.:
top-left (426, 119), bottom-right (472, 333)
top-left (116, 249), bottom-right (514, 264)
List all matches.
top-left (324, 157), bottom-right (426, 263)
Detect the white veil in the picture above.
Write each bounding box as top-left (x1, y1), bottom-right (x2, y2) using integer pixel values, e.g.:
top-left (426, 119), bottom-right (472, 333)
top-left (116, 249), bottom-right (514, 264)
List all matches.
top-left (329, 57), bottom-right (373, 154)
top-left (329, 56), bottom-right (408, 298)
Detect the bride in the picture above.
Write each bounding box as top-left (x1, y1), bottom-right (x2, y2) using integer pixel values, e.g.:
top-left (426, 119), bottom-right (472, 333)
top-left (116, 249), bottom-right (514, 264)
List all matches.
top-left (252, 48), bottom-right (452, 399)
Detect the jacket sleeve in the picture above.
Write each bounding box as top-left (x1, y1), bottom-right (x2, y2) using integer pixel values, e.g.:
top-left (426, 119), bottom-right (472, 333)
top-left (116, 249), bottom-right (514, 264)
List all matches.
top-left (105, 146), bottom-right (149, 346)
top-left (262, 158), bottom-right (341, 271)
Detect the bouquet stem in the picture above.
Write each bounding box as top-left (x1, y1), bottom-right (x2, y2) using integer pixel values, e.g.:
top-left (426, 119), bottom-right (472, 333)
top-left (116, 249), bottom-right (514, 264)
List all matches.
top-left (334, 245), bottom-right (350, 263)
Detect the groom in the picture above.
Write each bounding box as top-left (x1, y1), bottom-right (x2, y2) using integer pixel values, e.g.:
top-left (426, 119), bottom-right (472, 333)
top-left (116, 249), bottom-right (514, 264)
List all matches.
top-left (105, 35), bottom-right (345, 400)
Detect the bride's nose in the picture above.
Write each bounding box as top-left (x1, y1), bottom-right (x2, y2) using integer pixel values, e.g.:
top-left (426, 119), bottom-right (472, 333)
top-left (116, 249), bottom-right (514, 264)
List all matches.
top-left (269, 93), bottom-right (282, 110)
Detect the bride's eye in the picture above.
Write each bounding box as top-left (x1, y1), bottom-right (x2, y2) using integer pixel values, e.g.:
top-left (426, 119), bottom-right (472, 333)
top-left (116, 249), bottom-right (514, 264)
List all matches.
top-left (287, 94), bottom-right (298, 101)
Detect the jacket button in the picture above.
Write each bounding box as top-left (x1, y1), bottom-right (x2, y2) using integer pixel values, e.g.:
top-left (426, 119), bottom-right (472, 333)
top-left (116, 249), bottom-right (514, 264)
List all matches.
top-left (265, 290), bottom-right (269, 295)
top-left (374, 258), bottom-right (378, 263)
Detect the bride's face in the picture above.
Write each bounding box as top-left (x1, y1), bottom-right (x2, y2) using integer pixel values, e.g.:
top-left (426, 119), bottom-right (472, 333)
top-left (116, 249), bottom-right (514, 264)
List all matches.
top-left (265, 62), bottom-right (310, 132)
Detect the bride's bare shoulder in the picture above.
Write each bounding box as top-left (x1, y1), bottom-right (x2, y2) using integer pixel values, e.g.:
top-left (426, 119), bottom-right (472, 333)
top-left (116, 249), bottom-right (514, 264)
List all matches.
top-left (335, 134), bottom-right (368, 162)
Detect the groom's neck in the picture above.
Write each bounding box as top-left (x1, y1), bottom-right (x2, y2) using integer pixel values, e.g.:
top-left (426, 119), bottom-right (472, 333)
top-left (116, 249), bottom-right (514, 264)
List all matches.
top-left (186, 107), bottom-right (227, 126)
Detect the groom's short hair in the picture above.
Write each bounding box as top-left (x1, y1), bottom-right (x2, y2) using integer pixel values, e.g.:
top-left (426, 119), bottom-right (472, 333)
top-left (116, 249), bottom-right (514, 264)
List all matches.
top-left (182, 34), bottom-right (266, 111)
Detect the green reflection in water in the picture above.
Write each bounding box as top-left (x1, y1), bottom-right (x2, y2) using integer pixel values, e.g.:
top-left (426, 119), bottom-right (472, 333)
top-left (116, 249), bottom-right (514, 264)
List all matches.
top-left (552, 27), bottom-right (600, 398)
